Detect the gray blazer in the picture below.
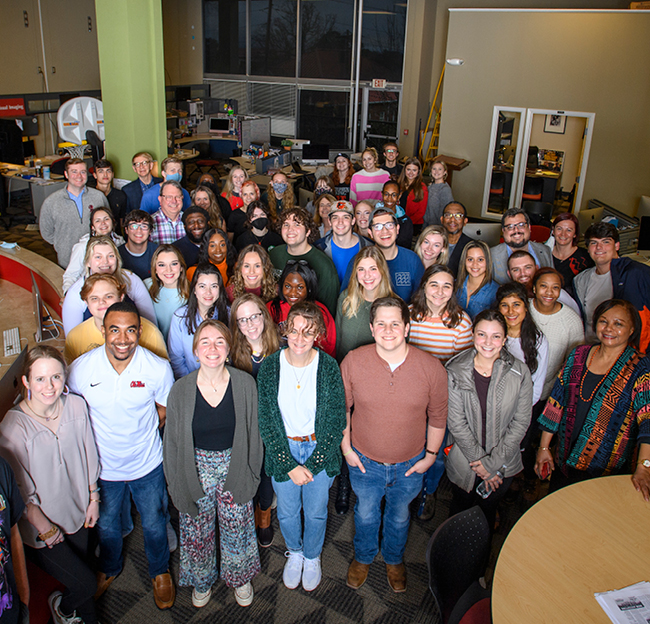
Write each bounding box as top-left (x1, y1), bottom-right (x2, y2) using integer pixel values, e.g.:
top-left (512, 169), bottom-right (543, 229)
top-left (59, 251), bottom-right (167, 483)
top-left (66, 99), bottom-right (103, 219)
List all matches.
top-left (490, 241), bottom-right (553, 285)
top-left (163, 366), bottom-right (263, 517)
top-left (444, 348), bottom-right (533, 492)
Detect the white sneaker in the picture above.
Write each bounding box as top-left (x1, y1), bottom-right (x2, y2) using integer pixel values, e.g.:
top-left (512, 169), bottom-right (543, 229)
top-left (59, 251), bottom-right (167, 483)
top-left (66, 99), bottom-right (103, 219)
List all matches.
top-left (234, 581), bottom-right (254, 606)
top-left (48, 591), bottom-right (83, 624)
top-left (302, 556), bottom-right (322, 591)
top-left (167, 521), bottom-right (178, 553)
top-left (283, 551), bottom-right (304, 589)
top-left (192, 587), bottom-right (212, 608)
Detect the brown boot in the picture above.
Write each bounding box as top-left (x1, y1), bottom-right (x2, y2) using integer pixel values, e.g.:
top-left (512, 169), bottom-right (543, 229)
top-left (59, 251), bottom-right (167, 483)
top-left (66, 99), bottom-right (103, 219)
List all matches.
top-left (386, 563), bottom-right (406, 593)
top-left (347, 560), bottom-right (370, 589)
top-left (256, 504), bottom-right (274, 548)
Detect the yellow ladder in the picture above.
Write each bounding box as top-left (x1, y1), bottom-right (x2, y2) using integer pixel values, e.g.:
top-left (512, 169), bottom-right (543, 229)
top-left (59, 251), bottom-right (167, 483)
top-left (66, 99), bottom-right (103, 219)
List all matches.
top-left (419, 65), bottom-right (445, 167)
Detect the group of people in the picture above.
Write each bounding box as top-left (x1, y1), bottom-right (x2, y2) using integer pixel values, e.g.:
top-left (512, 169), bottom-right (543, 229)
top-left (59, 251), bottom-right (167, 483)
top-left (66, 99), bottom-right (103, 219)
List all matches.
top-left (1, 147), bottom-right (646, 623)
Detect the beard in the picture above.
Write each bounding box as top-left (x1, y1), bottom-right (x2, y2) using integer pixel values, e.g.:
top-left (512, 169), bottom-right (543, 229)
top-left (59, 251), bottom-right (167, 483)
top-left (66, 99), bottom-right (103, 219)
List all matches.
top-left (186, 230), bottom-right (205, 245)
top-left (507, 238), bottom-right (529, 249)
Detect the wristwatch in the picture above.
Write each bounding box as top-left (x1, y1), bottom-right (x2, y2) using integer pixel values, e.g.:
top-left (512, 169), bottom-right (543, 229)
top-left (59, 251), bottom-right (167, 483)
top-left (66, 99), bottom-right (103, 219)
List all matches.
top-left (639, 459), bottom-right (650, 469)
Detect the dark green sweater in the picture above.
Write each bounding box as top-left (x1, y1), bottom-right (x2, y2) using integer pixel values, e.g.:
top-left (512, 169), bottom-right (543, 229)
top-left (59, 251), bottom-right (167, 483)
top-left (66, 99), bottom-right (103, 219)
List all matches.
top-left (257, 348), bottom-right (346, 482)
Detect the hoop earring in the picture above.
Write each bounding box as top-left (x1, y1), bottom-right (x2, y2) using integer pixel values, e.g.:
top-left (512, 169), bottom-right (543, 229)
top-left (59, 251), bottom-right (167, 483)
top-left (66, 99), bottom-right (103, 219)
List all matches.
top-left (62, 385), bottom-right (69, 396)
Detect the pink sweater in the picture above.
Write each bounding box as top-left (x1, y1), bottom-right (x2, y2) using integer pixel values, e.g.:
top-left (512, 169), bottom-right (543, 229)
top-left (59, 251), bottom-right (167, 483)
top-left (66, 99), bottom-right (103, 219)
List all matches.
top-left (350, 169), bottom-right (391, 206)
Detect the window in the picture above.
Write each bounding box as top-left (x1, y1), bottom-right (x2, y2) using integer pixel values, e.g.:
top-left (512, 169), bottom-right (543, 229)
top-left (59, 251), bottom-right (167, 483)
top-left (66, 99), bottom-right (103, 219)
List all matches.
top-left (250, 0), bottom-right (297, 77)
top-left (204, 0), bottom-right (247, 75)
top-left (299, 90), bottom-right (350, 148)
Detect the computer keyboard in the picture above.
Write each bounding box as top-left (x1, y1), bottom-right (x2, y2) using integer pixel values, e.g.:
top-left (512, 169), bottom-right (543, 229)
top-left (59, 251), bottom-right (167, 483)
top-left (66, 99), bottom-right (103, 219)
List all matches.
top-left (3, 327), bottom-right (21, 357)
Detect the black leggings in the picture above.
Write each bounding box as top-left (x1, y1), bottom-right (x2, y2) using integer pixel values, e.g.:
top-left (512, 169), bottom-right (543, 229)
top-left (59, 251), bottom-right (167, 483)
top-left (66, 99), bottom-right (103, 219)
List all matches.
top-left (25, 527), bottom-right (97, 624)
top-left (255, 451), bottom-right (274, 511)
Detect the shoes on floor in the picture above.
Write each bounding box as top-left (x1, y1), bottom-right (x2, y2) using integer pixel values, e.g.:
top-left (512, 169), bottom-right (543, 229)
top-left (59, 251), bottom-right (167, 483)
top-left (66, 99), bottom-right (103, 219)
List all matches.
top-left (48, 591), bottom-right (83, 624)
top-left (255, 504), bottom-right (274, 548)
top-left (152, 571), bottom-right (175, 609)
top-left (283, 551), bottom-right (304, 589)
top-left (347, 560), bottom-right (370, 589)
top-left (386, 563), bottom-right (407, 593)
top-left (417, 494), bottom-right (436, 521)
top-left (234, 581), bottom-right (254, 606)
top-left (167, 521), bottom-right (178, 553)
top-left (302, 556), bottom-right (322, 591)
top-left (192, 587), bottom-right (212, 608)
top-left (94, 571), bottom-right (117, 599)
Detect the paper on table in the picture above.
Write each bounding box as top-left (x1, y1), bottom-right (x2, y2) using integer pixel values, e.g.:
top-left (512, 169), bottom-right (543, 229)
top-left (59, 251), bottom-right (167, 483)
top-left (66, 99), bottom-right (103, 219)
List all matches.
top-left (595, 581), bottom-right (650, 624)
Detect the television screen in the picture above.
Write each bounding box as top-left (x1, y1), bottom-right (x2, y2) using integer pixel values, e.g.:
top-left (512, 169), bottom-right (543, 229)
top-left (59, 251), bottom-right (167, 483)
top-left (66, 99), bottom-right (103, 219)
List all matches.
top-left (209, 117), bottom-right (230, 132)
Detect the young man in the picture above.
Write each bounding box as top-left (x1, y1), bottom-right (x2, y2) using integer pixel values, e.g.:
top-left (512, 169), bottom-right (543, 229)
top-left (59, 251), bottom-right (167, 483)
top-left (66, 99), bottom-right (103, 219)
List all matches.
top-left (118, 210), bottom-right (158, 280)
top-left (89, 158), bottom-right (128, 230)
top-left (574, 222), bottom-right (650, 348)
top-left (341, 297), bottom-right (447, 593)
top-left (380, 142), bottom-right (403, 179)
top-left (68, 302), bottom-right (176, 610)
top-left (343, 207), bottom-right (424, 302)
top-left (150, 181), bottom-right (186, 245)
top-left (380, 180), bottom-right (413, 249)
top-left (172, 206), bottom-right (209, 268)
top-left (442, 201), bottom-right (474, 275)
top-left (122, 152), bottom-right (163, 213)
top-left (39, 158), bottom-right (110, 268)
top-left (490, 207), bottom-right (553, 284)
top-left (139, 156), bottom-right (191, 215)
top-left (269, 207), bottom-right (340, 315)
top-left (315, 200), bottom-right (372, 283)
top-left (507, 250), bottom-right (580, 315)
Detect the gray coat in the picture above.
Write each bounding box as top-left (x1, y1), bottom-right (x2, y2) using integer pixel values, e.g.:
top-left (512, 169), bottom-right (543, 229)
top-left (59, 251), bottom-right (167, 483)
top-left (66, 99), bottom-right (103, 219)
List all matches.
top-left (163, 366), bottom-right (263, 517)
top-left (444, 348), bottom-right (533, 492)
top-left (490, 241), bottom-right (553, 285)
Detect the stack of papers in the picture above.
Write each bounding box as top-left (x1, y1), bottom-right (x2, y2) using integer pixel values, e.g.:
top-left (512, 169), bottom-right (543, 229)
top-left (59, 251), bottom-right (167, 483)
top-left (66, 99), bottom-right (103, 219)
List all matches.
top-left (595, 582), bottom-right (650, 623)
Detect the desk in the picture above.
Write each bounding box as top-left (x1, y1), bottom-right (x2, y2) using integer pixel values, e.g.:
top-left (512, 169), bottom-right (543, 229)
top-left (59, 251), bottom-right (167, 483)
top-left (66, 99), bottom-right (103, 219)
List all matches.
top-left (175, 133), bottom-right (240, 158)
top-left (492, 475), bottom-right (650, 624)
top-left (525, 169), bottom-right (561, 204)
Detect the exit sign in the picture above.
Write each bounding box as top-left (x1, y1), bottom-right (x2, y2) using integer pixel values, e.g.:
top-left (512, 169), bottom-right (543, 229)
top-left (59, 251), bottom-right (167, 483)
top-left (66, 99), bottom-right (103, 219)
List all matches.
top-left (372, 79), bottom-right (387, 89)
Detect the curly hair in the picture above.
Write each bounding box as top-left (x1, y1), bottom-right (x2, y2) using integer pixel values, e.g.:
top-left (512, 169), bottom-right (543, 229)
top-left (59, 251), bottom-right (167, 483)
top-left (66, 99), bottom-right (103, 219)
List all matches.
top-left (229, 245), bottom-right (277, 303)
top-left (277, 207), bottom-right (319, 245)
top-left (284, 301), bottom-right (326, 341)
top-left (267, 172), bottom-right (295, 221)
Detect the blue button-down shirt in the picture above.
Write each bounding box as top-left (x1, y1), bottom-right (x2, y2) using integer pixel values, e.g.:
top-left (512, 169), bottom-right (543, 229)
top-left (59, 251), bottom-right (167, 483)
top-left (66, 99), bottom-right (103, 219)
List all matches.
top-left (67, 186), bottom-right (86, 219)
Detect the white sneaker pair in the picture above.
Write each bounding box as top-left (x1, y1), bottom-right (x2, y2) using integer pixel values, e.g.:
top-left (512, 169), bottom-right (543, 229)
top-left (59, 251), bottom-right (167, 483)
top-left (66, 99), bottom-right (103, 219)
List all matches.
top-left (283, 551), bottom-right (322, 591)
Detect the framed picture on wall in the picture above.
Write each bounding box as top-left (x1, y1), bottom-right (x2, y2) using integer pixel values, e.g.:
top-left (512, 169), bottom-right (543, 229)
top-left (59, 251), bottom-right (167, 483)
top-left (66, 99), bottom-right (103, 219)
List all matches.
top-left (544, 114), bottom-right (566, 134)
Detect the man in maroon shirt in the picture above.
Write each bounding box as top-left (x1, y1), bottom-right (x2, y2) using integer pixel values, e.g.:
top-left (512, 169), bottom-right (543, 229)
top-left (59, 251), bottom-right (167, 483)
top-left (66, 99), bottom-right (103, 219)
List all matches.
top-left (340, 297), bottom-right (447, 593)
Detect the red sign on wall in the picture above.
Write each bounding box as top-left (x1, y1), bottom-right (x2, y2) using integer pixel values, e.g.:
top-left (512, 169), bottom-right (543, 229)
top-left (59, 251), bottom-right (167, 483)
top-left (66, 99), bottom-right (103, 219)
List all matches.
top-left (0, 98), bottom-right (26, 117)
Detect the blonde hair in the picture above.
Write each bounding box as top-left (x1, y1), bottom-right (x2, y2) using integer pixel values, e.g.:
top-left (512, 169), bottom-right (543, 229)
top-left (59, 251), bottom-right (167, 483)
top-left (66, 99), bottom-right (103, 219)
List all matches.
top-left (341, 247), bottom-right (394, 318)
top-left (222, 166), bottom-right (249, 200)
top-left (190, 186), bottom-right (225, 230)
top-left (414, 225), bottom-right (449, 266)
top-left (82, 236), bottom-right (130, 290)
top-left (362, 147), bottom-right (379, 166)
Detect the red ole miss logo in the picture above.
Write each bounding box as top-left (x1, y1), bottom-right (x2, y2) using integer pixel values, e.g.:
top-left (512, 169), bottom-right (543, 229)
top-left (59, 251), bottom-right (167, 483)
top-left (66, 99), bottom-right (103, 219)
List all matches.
top-left (130, 381), bottom-right (145, 388)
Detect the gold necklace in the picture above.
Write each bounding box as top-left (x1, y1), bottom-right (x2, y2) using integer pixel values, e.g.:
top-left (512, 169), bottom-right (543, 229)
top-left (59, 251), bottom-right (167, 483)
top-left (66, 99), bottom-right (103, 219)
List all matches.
top-left (286, 350), bottom-right (312, 389)
top-left (25, 399), bottom-right (61, 422)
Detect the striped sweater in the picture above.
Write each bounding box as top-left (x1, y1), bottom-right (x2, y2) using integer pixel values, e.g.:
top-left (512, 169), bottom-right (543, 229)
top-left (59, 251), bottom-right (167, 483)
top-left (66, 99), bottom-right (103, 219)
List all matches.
top-left (408, 311), bottom-right (473, 363)
top-left (349, 169), bottom-right (391, 205)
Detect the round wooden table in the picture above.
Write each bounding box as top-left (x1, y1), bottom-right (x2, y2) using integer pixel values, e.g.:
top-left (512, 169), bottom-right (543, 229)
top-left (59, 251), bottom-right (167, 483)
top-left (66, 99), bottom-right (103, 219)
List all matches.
top-left (492, 475), bottom-right (650, 623)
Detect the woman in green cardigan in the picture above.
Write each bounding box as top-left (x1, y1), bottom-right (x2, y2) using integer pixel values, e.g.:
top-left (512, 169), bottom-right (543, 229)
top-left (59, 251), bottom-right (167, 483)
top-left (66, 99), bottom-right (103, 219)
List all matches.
top-left (257, 301), bottom-right (346, 593)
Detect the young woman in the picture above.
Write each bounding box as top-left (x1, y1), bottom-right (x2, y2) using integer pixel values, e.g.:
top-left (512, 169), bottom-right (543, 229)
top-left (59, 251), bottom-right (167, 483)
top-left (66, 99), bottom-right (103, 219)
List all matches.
top-left (225, 245), bottom-right (278, 304)
top-left (63, 207), bottom-right (125, 293)
top-left (414, 225), bottom-right (449, 269)
top-left (0, 346), bottom-right (100, 624)
top-left (221, 166), bottom-right (249, 212)
top-left (257, 302), bottom-right (346, 592)
top-left (330, 153), bottom-right (354, 201)
top-left (62, 236), bottom-right (156, 335)
top-left (550, 212), bottom-right (594, 299)
top-left (168, 264), bottom-right (230, 379)
top-left (234, 202), bottom-right (283, 252)
top-left (164, 320), bottom-right (262, 608)
top-left (187, 228), bottom-right (237, 287)
top-left (264, 171), bottom-right (295, 220)
top-left (495, 282), bottom-right (549, 406)
top-left (424, 161), bottom-right (454, 227)
top-left (529, 268), bottom-right (585, 400)
top-left (445, 309), bottom-right (533, 531)
top-left (397, 157), bottom-right (428, 228)
top-left (349, 147), bottom-right (390, 206)
top-left (267, 261), bottom-right (336, 358)
top-left (335, 246), bottom-right (394, 362)
top-left (145, 244), bottom-right (190, 340)
top-left (354, 200), bottom-right (374, 240)
top-left (312, 193), bottom-right (335, 239)
top-left (191, 186), bottom-right (226, 232)
top-left (455, 241), bottom-right (499, 320)
top-left (228, 180), bottom-right (260, 242)
top-left (229, 294), bottom-right (281, 547)
top-left (306, 177), bottom-right (335, 216)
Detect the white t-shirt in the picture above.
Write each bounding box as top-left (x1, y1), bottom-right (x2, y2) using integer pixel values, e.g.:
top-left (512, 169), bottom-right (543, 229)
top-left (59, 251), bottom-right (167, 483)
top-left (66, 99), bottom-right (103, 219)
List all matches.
top-left (68, 346), bottom-right (174, 481)
top-left (505, 334), bottom-right (549, 405)
top-left (278, 349), bottom-right (319, 437)
top-left (584, 271), bottom-right (613, 342)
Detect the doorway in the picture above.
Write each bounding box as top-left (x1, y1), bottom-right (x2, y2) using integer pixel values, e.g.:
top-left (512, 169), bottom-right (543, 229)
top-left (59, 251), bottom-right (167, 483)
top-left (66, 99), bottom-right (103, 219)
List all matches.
top-left (358, 87), bottom-right (401, 152)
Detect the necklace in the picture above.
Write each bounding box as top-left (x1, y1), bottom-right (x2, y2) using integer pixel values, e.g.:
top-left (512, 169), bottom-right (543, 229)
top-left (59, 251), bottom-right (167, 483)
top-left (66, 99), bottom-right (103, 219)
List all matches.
top-left (251, 352), bottom-right (264, 364)
top-left (25, 398), bottom-right (61, 422)
top-left (579, 346), bottom-right (617, 402)
top-left (286, 350), bottom-right (312, 389)
top-left (199, 370), bottom-right (226, 392)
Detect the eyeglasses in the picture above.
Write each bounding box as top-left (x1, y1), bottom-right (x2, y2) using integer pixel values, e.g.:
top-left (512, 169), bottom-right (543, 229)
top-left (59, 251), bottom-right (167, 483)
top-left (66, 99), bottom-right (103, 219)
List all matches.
top-left (237, 313), bottom-right (263, 327)
top-left (372, 222), bottom-right (396, 232)
top-left (443, 212), bottom-right (465, 220)
top-left (128, 223), bottom-right (150, 231)
top-left (133, 161), bottom-right (152, 168)
top-left (161, 195), bottom-right (182, 203)
top-left (385, 149), bottom-right (397, 154)
top-left (503, 222), bottom-right (528, 232)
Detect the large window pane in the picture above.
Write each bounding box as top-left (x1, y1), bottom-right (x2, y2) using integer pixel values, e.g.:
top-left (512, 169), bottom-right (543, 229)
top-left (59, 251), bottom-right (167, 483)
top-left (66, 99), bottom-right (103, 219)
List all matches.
top-left (250, 0), bottom-right (297, 77)
top-left (204, 0), bottom-right (246, 74)
top-left (360, 0), bottom-right (407, 83)
top-left (299, 90), bottom-right (349, 148)
top-left (300, 0), bottom-right (354, 80)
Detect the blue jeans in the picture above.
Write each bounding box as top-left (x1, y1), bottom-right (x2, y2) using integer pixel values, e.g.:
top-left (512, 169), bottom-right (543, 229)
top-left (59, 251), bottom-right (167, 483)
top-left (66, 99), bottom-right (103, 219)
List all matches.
top-left (349, 447), bottom-right (424, 565)
top-left (272, 439), bottom-right (335, 560)
top-left (98, 463), bottom-right (170, 578)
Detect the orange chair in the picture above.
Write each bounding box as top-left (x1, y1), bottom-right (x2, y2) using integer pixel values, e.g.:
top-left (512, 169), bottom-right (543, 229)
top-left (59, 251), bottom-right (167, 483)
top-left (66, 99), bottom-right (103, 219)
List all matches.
top-left (522, 177), bottom-right (543, 202)
top-left (530, 225), bottom-right (551, 243)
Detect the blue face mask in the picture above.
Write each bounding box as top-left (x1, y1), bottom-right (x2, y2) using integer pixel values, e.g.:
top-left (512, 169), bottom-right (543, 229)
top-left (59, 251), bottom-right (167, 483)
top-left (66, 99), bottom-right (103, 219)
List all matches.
top-left (166, 172), bottom-right (182, 183)
top-left (273, 181), bottom-right (288, 195)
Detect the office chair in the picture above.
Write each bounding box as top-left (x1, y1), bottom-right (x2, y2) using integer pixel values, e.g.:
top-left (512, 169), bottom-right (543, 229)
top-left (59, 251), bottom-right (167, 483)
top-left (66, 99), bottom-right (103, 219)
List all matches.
top-left (530, 225), bottom-right (551, 243)
top-left (448, 581), bottom-right (492, 624)
top-left (521, 177), bottom-right (543, 202)
top-left (426, 506), bottom-right (491, 624)
top-left (85, 130), bottom-right (105, 164)
top-left (188, 142), bottom-right (221, 183)
top-left (489, 172), bottom-right (506, 210)
top-left (523, 200), bottom-right (553, 221)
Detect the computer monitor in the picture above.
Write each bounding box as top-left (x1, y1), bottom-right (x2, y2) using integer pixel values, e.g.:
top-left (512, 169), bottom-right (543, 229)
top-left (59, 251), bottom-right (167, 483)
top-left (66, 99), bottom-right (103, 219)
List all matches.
top-left (31, 272), bottom-right (59, 342)
top-left (209, 117), bottom-right (230, 133)
top-left (302, 143), bottom-right (329, 165)
top-left (578, 206), bottom-right (604, 239)
top-left (462, 223), bottom-right (503, 248)
top-left (637, 217), bottom-right (650, 258)
top-left (0, 345), bottom-right (27, 418)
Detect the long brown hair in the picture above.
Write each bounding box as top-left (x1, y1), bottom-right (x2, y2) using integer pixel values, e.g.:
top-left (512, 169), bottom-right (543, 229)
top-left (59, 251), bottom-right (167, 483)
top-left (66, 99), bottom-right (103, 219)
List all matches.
top-left (21, 346), bottom-right (67, 398)
top-left (410, 265), bottom-right (464, 328)
top-left (267, 172), bottom-right (295, 221)
top-left (229, 245), bottom-right (277, 303)
top-left (229, 294), bottom-right (280, 373)
top-left (397, 157), bottom-right (425, 202)
top-left (455, 240), bottom-right (493, 293)
top-left (148, 244), bottom-right (190, 303)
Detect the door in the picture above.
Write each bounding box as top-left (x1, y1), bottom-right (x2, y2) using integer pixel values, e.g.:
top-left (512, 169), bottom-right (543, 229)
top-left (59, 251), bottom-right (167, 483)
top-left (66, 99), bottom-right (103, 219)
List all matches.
top-left (358, 87), bottom-right (401, 151)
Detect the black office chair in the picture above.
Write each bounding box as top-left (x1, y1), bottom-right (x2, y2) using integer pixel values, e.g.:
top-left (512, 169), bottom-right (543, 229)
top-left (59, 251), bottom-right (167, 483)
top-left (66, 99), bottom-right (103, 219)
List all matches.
top-left (527, 145), bottom-right (539, 169)
top-left (448, 581), bottom-right (492, 624)
top-left (85, 130), bottom-right (105, 164)
top-left (523, 200), bottom-right (553, 223)
top-left (489, 171), bottom-right (506, 210)
top-left (426, 506), bottom-right (491, 624)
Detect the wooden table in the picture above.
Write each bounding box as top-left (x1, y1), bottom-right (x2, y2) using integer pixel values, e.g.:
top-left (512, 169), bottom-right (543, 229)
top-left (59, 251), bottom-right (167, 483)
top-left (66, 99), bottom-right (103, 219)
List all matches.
top-left (492, 475), bottom-right (650, 624)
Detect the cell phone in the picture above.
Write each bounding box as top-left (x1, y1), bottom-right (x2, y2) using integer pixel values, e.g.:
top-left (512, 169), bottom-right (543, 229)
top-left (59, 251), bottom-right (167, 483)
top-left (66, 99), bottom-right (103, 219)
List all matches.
top-left (540, 462), bottom-right (551, 481)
